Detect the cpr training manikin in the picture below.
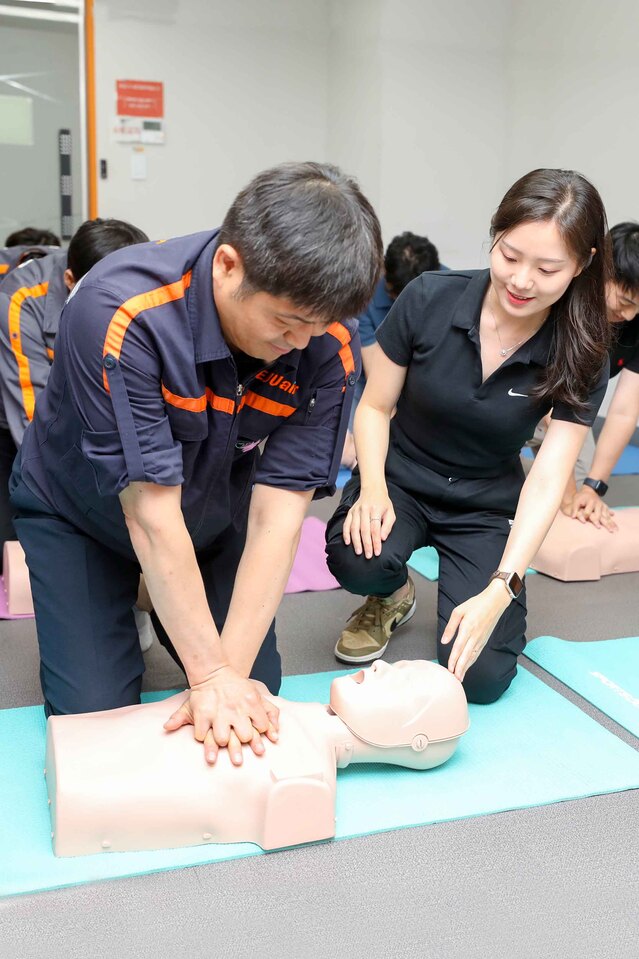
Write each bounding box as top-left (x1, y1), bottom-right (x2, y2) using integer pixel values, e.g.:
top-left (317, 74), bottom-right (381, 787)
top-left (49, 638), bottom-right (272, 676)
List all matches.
top-left (45, 660), bottom-right (469, 856)
top-left (531, 507), bottom-right (639, 581)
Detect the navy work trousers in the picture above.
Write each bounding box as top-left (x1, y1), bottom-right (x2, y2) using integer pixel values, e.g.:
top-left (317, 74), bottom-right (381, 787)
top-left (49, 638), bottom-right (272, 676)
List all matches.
top-left (326, 468), bottom-right (527, 705)
top-left (12, 479), bottom-right (281, 716)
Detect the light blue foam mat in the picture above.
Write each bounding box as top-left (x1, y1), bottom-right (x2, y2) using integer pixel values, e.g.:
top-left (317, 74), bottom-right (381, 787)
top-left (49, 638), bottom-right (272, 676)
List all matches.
top-left (407, 546), bottom-right (537, 582)
top-left (2, 668), bottom-right (638, 898)
top-left (407, 545), bottom-right (440, 580)
top-left (524, 636), bottom-right (639, 736)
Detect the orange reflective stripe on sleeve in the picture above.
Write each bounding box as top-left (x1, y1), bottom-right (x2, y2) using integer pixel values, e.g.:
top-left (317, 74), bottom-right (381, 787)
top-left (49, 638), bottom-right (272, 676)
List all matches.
top-left (7, 281), bottom-right (50, 421)
top-left (102, 271), bottom-right (192, 390)
top-left (326, 321), bottom-right (355, 377)
top-left (162, 383), bottom-right (207, 412)
top-left (0, 264), bottom-right (9, 275)
top-left (46, 347), bottom-right (54, 361)
top-left (242, 390), bottom-right (297, 418)
top-left (161, 385), bottom-right (239, 415)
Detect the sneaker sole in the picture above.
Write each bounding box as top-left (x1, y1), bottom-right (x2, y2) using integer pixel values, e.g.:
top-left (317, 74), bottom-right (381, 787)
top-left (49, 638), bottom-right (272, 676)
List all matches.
top-left (333, 598), bottom-right (417, 665)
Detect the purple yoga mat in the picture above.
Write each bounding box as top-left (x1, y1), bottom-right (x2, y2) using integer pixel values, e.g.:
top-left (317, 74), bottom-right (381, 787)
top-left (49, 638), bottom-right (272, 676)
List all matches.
top-left (285, 517), bottom-right (340, 594)
top-left (0, 524), bottom-right (337, 615)
top-left (0, 575), bottom-right (34, 620)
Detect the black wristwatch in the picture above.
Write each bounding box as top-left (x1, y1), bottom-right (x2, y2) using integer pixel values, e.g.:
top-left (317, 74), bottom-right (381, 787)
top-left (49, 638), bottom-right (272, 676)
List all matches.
top-left (583, 477), bottom-right (608, 498)
top-left (489, 570), bottom-right (524, 601)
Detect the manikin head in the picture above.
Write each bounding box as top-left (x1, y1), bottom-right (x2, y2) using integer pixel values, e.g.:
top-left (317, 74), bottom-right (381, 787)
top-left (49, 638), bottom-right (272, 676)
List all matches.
top-left (329, 660), bottom-right (469, 752)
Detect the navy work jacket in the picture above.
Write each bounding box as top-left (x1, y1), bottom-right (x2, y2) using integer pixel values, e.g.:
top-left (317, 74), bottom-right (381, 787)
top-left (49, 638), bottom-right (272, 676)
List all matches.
top-left (15, 232), bottom-right (359, 559)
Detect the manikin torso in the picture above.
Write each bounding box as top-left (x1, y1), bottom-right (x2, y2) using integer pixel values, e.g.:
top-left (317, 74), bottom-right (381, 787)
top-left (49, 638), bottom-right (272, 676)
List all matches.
top-left (531, 507), bottom-right (639, 581)
top-left (46, 661), bottom-right (469, 857)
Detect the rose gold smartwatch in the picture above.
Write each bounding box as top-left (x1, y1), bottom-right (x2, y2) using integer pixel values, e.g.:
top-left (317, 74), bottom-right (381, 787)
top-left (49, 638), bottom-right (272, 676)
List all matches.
top-left (489, 570), bottom-right (524, 600)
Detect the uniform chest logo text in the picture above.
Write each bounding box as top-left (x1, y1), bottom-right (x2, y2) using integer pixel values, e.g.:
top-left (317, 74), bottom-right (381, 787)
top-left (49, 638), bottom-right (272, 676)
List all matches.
top-left (256, 371), bottom-right (299, 395)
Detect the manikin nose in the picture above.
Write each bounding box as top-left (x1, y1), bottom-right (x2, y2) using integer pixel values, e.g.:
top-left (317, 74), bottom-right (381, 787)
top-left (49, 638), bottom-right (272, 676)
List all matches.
top-left (371, 660), bottom-right (391, 675)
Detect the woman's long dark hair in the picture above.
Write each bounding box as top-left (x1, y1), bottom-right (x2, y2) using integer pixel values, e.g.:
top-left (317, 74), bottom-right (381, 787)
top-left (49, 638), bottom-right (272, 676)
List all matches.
top-left (490, 169), bottom-right (612, 418)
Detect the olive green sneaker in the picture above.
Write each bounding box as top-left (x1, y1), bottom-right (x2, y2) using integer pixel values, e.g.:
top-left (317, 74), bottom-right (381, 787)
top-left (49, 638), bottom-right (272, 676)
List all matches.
top-left (334, 577), bottom-right (417, 664)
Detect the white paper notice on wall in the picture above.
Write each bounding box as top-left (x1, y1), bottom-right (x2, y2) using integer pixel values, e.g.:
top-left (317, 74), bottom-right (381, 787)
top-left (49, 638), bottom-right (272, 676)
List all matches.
top-left (130, 147), bottom-right (147, 180)
top-left (113, 117), bottom-right (142, 142)
top-left (112, 117), bottom-right (165, 144)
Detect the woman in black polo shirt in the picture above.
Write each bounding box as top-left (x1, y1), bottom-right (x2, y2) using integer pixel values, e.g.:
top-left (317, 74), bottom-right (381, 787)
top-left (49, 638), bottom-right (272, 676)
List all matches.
top-left (326, 168), bottom-right (611, 704)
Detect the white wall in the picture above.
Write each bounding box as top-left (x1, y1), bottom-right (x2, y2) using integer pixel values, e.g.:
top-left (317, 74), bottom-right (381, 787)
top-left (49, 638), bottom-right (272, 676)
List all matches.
top-left (326, 0), bottom-right (511, 267)
top-left (94, 0), bottom-right (639, 263)
top-left (95, 0), bottom-right (330, 239)
top-left (96, 0), bottom-right (512, 265)
top-left (326, 1), bottom-right (384, 218)
top-left (377, 0), bottom-right (511, 268)
top-left (505, 0), bottom-right (639, 227)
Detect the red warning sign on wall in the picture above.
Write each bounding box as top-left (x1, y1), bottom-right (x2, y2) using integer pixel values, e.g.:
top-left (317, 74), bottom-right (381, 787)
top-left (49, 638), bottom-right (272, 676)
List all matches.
top-left (116, 80), bottom-right (164, 118)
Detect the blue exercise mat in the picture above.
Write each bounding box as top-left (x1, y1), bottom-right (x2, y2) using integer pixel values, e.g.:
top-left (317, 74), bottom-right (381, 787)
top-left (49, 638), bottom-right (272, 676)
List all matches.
top-left (524, 636), bottom-right (639, 736)
top-left (408, 546), bottom-right (537, 583)
top-left (336, 467), bottom-right (352, 489)
top-left (1, 668), bottom-right (638, 898)
top-left (612, 444), bottom-right (639, 474)
top-left (407, 545), bottom-right (440, 581)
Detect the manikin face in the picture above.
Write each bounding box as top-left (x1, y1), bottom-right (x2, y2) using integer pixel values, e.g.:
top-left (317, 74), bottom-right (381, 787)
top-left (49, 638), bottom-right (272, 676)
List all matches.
top-left (329, 659), bottom-right (468, 748)
top-left (212, 244), bottom-right (331, 362)
top-left (490, 220), bottom-right (584, 323)
top-left (605, 281), bottom-right (639, 324)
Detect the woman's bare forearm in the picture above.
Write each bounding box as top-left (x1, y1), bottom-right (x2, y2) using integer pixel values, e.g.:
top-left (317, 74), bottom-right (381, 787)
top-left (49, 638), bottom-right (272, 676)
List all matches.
top-left (353, 401), bottom-right (391, 490)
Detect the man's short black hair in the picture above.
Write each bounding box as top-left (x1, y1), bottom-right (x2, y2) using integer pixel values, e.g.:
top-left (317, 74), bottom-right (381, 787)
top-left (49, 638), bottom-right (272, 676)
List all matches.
top-left (218, 162), bottom-right (383, 321)
top-left (610, 222), bottom-right (639, 294)
top-left (5, 227), bottom-right (61, 248)
top-left (67, 218), bottom-right (149, 281)
top-left (384, 232), bottom-right (440, 298)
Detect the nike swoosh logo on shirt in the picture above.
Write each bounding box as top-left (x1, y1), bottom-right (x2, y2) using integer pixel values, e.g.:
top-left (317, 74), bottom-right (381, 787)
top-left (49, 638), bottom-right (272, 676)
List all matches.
top-left (508, 388), bottom-right (529, 397)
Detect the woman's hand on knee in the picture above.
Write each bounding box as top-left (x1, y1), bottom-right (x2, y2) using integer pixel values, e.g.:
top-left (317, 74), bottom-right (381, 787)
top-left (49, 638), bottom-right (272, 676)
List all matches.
top-left (342, 487), bottom-right (396, 559)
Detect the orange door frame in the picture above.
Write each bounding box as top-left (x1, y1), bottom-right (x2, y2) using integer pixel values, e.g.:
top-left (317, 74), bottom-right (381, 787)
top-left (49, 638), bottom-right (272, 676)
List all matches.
top-left (85, 0), bottom-right (98, 218)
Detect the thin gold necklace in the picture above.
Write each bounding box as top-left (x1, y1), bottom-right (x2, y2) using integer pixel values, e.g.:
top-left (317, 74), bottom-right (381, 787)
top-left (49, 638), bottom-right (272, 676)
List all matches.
top-left (488, 290), bottom-right (542, 357)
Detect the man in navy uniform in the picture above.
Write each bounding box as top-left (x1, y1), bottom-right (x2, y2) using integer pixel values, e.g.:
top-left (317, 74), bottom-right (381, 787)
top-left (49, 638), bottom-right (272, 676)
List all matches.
top-left (11, 162), bottom-right (382, 766)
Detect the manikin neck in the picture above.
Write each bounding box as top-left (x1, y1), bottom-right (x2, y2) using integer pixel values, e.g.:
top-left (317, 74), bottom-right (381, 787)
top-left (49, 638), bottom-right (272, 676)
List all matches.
top-left (323, 707), bottom-right (399, 769)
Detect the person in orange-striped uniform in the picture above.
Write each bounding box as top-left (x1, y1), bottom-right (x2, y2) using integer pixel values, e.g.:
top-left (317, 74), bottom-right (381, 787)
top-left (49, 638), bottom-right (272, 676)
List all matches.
top-left (0, 225), bottom-right (61, 280)
top-left (10, 162), bottom-right (382, 767)
top-left (0, 219), bottom-right (147, 565)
